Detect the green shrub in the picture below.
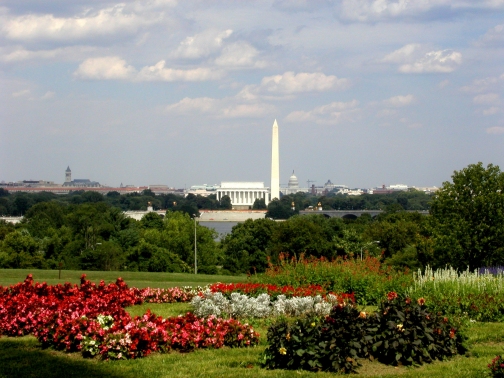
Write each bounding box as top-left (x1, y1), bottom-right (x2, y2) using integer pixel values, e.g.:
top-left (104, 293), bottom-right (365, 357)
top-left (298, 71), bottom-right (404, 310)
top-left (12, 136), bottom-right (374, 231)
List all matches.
top-left (370, 292), bottom-right (467, 366)
top-left (261, 293), bottom-right (466, 373)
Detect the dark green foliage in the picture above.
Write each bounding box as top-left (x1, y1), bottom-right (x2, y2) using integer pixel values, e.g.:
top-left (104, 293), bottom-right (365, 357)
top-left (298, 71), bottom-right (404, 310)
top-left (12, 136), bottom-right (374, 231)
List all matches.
top-left (261, 304), bottom-right (374, 373)
top-left (370, 294), bottom-right (466, 366)
top-left (428, 162), bottom-right (504, 269)
top-left (221, 218), bottom-right (276, 274)
top-left (262, 296), bottom-right (466, 374)
top-left (252, 198), bottom-right (267, 210)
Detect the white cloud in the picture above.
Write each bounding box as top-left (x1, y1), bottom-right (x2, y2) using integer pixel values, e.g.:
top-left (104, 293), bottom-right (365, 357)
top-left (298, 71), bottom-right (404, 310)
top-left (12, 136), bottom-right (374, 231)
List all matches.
top-left (0, 46), bottom-right (96, 63)
top-left (259, 71), bottom-right (350, 93)
top-left (382, 43), bottom-right (422, 63)
top-left (476, 24), bottom-right (504, 46)
top-left (74, 57), bottom-right (223, 82)
top-left (214, 42), bottom-right (266, 68)
top-left (338, 0), bottom-right (504, 22)
top-left (137, 60), bottom-right (223, 81)
top-left (486, 126), bottom-right (504, 134)
top-left (12, 89), bottom-right (30, 97)
top-left (41, 91), bottom-right (55, 100)
top-left (383, 44), bottom-right (462, 73)
top-left (383, 94), bottom-right (415, 107)
top-left (236, 71), bottom-right (351, 101)
top-left (285, 100), bottom-right (360, 125)
top-left (171, 29), bottom-right (233, 59)
top-left (461, 74), bottom-right (504, 93)
top-left (473, 93), bottom-right (500, 105)
top-left (400, 50), bottom-right (462, 73)
top-left (376, 109), bottom-right (397, 117)
top-left (483, 107), bottom-right (500, 115)
top-left (165, 96), bottom-right (276, 118)
top-left (2, 4), bottom-right (159, 41)
top-left (74, 56), bottom-right (136, 80)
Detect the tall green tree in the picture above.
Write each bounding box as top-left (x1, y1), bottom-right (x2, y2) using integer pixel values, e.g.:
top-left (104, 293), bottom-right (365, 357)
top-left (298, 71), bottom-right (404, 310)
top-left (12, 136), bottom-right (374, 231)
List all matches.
top-left (428, 162), bottom-right (504, 269)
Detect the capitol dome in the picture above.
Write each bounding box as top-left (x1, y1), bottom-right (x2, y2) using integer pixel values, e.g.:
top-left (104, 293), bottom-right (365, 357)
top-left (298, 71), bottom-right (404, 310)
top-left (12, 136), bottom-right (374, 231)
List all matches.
top-left (288, 171), bottom-right (299, 188)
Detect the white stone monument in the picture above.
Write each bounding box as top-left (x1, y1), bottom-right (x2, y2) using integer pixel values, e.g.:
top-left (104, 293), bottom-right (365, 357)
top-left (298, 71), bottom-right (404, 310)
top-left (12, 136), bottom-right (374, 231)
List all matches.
top-left (270, 119), bottom-right (280, 201)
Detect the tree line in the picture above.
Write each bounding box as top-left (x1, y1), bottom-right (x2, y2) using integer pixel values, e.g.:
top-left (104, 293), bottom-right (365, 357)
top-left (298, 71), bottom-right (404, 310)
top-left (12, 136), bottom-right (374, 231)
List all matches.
top-left (1, 162), bottom-right (503, 274)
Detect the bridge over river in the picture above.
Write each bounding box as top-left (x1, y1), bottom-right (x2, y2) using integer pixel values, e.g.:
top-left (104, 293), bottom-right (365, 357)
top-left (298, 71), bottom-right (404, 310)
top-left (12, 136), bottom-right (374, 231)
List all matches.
top-left (299, 209), bottom-right (429, 218)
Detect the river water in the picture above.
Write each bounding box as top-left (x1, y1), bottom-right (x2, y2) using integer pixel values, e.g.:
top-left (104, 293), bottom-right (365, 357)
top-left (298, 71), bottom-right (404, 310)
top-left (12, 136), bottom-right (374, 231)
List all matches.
top-left (199, 221), bottom-right (238, 241)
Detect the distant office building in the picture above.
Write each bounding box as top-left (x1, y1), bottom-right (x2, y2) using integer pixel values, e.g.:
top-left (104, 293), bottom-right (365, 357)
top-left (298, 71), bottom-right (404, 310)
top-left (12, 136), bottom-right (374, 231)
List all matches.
top-left (186, 184), bottom-right (219, 197)
top-left (62, 166), bottom-right (101, 187)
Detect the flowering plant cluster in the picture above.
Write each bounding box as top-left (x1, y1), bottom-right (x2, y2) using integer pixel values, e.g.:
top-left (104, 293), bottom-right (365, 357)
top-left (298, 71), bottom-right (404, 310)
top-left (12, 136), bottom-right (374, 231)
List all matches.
top-left (262, 292), bottom-right (466, 374)
top-left (259, 254), bottom-right (414, 305)
top-left (0, 275), bottom-right (258, 360)
top-left (192, 290), bottom-right (352, 318)
top-left (139, 286), bottom-right (198, 303)
top-left (407, 266), bottom-right (504, 322)
top-left (488, 355), bottom-right (504, 378)
top-left (207, 282), bottom-right (345, 300)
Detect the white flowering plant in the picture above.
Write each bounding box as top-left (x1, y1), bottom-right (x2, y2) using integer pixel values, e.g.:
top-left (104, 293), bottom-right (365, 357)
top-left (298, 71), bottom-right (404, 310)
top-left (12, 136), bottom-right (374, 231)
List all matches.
top-left (406, 266), bottom-right (504, 322)
top-left (191, 290), bottom-right (342, 318)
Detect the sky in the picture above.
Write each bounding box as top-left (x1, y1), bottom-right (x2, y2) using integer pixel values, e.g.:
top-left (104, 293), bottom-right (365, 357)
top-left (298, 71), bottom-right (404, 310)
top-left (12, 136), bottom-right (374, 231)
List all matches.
top-left (1, 0), bottom-right (504, 189)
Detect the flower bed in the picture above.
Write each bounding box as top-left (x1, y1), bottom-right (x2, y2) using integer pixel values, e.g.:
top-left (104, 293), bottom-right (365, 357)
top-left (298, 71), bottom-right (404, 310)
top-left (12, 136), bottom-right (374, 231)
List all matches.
top-left (140, 286), bottom-right (197, 303)
top-left (207, 282), bottom-right (332, 299)
top-left (256, 254), bottom-right (414, 305)
top-left (0, 274), bottom-right (258, 360)
top-left (192, 290), bottom-right (354, 318)
top-left (407, 266), bottom-right (504, 322)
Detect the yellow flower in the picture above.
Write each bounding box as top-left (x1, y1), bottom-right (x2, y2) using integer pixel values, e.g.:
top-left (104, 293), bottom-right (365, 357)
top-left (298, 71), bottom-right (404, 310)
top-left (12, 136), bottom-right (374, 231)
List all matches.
top-left (396, 324), bottom-right (404, 332)
top-left (311, 322), bottom-right (316, 327)
top-left (359, 311), bottom-right (367, 319)
top-left (285, 333), bottom-right (291, 341)
top-left (279, 347), bottom-right (287, 355)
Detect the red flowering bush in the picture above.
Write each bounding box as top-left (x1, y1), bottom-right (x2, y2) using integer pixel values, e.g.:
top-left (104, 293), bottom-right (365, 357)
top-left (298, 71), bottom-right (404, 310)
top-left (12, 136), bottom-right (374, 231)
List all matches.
top-left (140, 287), bottom-right (196, 303)
top-left (207, 282), bottom-right (354, 302)
top-left (488, 355), bottom-right (504, 377)
top-left (0, 274), bottom-right (259, 361)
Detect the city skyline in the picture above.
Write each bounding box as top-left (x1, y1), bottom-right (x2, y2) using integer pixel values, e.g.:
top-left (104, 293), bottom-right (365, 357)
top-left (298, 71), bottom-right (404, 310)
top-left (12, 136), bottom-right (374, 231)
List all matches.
top-left (1, 1), bottom-right (503, 189)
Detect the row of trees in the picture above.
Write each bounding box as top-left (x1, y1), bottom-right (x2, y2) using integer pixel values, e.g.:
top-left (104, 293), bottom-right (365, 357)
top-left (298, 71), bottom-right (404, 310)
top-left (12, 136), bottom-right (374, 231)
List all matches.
top-left (224, 163), bottom-right (504, 273)
top-left (1, 162), bottom-right (502, 274)
top-left (0, 202), bottom-right (220, 273)
top-left (0, 189), bottom-right (232, 217)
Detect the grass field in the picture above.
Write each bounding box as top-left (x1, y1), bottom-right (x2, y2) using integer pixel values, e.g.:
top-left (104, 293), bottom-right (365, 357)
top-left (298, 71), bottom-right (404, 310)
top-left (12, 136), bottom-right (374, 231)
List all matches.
top-left (0, 269), bottom-right (248, 288)
top-left (0, 302), bottom-right (502, 378)
top-left (0, 270), bottom-right (502, 377)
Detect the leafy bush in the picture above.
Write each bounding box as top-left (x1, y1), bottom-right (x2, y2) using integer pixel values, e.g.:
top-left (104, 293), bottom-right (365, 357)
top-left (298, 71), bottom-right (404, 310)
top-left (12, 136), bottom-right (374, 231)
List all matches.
top-left (370, 292), bottom-right (466, 366)
top-left (261, 303), bottom-right (373, 373)
top-left (261, 293), bottom-right (466, 374)
top-left (488, 355), bottom-right (504, 378)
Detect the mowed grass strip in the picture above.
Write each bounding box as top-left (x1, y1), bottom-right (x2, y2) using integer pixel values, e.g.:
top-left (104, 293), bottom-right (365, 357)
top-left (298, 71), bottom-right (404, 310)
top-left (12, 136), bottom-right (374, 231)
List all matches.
top-left (0, 269), bottom-right (248, 288)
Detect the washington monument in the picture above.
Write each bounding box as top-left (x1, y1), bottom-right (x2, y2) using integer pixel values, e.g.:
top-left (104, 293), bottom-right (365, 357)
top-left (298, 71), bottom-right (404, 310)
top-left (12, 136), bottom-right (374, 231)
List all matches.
top-left (271, 119), bottom-right (280, 201)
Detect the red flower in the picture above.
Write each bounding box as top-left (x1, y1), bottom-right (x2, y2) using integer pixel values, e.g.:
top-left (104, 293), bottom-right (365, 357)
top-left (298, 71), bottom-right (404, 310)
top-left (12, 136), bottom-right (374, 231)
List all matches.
top-left (387, 292), bottom-right (398, 301)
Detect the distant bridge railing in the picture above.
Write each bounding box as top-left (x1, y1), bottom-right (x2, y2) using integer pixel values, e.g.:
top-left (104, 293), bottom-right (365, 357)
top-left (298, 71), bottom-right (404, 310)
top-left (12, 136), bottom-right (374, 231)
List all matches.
top-left (299, 209), bottom-right (429, 218)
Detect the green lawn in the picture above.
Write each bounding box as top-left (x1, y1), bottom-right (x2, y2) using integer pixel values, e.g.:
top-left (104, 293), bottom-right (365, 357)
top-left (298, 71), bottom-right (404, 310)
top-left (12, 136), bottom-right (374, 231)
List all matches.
top-left (0, 269), bottom-right (248, 288)
top-left (0, 302), bottom-right (501, 378)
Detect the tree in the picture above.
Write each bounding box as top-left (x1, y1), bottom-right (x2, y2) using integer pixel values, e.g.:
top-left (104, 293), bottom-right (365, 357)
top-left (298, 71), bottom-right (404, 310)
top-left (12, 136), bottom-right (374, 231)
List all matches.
top-left (252, 198), bottom-right (267, 210)
top-left (428, 162), bottom-right (504, 269)
top-left (219, 195), bottom-right (232, 210)
top-left (221, 218), bottom-right (277, 273)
